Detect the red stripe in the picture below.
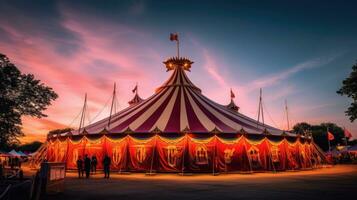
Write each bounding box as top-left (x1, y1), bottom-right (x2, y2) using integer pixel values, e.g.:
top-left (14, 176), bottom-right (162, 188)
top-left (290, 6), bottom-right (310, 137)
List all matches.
top-left (186, 88), bottom-right (235, 133)
top-left (164, 87), bottom-right (181, 132)
top-left (157, 67), bottom-right (179, 90)
top-left (108, 67), bottom-right (181, 132)
top-left (87, 92), bottom-right (159, 132)
top-left (189, 88), bottom-right (261, 132)
top-left (109, 87), bottom-right (171, 133)
top-left (183, 88), bottom-right (207, 132)
top-left (181, 69), bottom-right (196, 87)
top-left (135, 87), bottom-right (177, 132)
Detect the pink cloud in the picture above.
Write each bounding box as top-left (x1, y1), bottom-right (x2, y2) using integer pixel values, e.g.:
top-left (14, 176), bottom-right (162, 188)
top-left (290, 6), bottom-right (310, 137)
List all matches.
top-left (0, 5), bottom-right (167, 142)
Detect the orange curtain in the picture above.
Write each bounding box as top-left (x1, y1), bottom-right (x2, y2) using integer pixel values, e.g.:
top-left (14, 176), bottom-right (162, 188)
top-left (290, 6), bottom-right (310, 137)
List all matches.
top-left (256, 139), bottom-right (275, 171)
top-left (83, 136), bottom-right (105, 169)
top-left (104, 136), bottom-right (128, 171)
top-left (66, 137), bottom-right (87, 169)
top-left (187, 136), bottom-right (216, 172)
top-left (216, 136), bottom-right (251, 172)
top-left (303, 142), bottom-right (313, 168)
top-left (295, 140), bottom-right (311, 169)
top-left (273, 139), bottom-right (288, 171)
top-left (285, 140), bottom-right (299, 170)
top-left (156, 135), bottom-right (186, 172)
top-left (46, 140), bottom-right (57, 162)
top-left (128, 136), bottom-right (156, 171)
top-left (54, 139), bottom-right (68, 163)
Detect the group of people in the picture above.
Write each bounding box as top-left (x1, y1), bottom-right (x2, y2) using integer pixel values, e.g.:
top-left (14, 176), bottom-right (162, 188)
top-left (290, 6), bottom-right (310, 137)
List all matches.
top-left (76, 154), bottom-right (111, 179)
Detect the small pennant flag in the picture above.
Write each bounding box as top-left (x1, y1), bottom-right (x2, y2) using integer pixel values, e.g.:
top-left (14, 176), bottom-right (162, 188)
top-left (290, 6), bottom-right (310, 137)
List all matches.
top-left (230, 89), bottom-right (235, 99)
top-left (132, 85), bottom-right (138, 93)
top-left (344, 129), bottom-right (352, 138)
top-left (170, 33), bottom-right (178, 41)
top-left (327, 131), bottom-right (335, 141)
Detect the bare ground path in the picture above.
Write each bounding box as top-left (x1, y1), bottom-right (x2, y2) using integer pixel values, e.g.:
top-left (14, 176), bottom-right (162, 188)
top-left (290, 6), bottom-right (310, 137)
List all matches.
top-left (47, 165), bottom-right (357, 200)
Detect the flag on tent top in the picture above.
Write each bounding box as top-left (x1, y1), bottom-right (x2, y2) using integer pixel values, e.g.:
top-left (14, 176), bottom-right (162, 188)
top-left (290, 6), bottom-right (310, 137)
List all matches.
top-left (344, 128), bottom-right (352, 138)
top-left (132, 85), bottom-right (138, 94)
top-left (230, 89), bottom-right (235, 99)
top-left (170, 33), bottom-right (178, 41)
top-left (328, 131), bottom-right (335, 141)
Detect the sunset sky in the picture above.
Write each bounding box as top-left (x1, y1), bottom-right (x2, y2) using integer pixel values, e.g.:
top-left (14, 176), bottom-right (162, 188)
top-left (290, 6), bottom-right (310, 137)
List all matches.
top-left (0, 0), bottom-right (356, 143)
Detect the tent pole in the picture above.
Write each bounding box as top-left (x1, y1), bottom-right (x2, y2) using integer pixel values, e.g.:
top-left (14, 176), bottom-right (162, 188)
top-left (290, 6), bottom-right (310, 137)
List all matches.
top-left (266, 138), bottom-right (276, 173)
top-left (285, 99), bottom-right (290, 130)
top-left (124, 135), bottom-right (130, 173)
top-left (245, 137), bottom-right (253, 173)
top-left (78, 93), bottom-right (87, 133)
top-left (149, 135), bottom-right (157, 174)
top-left (256, 89), bottom-right (261, 128)
top-left (181, 134), bottom-right (187, 175)
top-left (107, 83), bottom-right (116, 129)
top-left (81, 136), bottom-right (87, 163)
top-left (261, 89), bottom-right (265, 125)
top-left (284, 138), bottom-right (289, 170)
top-left (212, 136), bottom-right (216, 176)
top-left (65, 137), bottom-right (70, 168)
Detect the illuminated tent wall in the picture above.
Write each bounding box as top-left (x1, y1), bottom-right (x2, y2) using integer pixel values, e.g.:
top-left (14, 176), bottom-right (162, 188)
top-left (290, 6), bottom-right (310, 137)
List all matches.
top-left (46, 57), bottom-right (326, 172)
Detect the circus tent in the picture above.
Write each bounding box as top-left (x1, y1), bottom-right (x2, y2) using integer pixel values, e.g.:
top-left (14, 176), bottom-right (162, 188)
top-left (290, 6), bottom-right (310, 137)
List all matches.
top-left (45, 56), bottom-right (326, 173)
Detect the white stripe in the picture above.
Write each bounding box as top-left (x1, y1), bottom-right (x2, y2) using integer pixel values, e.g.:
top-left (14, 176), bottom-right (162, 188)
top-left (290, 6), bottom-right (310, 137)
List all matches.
top-left (189, 88), bottom-right (242, 131)
top-left (199, 94), bottom-right (282, 135)
top-left (124, 87), bottom-right (175, 132)
top-left (150, 87), bottom-right (179, 131)
top-left (108, 88), bottom-right (172, 131)
top-left (184, 87), bottom-right (216, 131)
top-left (180, 87), bottom-right (189, 131)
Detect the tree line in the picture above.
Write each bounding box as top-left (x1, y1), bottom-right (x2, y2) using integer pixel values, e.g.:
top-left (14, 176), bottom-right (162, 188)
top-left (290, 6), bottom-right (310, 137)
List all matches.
top-left (293, 122), bottom-right (356, 151)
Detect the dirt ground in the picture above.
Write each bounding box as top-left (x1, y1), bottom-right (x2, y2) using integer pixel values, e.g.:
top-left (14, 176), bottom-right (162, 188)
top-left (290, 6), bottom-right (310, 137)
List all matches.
top-left (46, 165), bottom-right (357, 200)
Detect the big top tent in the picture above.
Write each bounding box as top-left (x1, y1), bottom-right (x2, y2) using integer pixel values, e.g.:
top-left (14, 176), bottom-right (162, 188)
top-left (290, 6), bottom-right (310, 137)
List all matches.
top-left (44, 53), bottom-right (327, 173)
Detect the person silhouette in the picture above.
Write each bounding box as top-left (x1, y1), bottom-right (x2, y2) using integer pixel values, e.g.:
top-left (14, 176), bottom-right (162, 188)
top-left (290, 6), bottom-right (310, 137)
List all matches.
top-left (103, 155), bottom-right (111, 178)
top-left (76, 156), bottom-right (84, 178)
top-left (91, 155), bottom-right (97, 174)
top-left (84, 154), bottom-right (91, 178)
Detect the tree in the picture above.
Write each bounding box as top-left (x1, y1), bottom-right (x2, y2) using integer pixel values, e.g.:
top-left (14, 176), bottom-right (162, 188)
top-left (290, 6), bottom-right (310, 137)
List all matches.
top-left (0, 53), bottom-right (58, 148)
top-left (292, 122), bottom-right (345, 151)
top-left (337, 61), bottom-right (357, 122)
top-left (311, 123), bottom-right (344, 151)
top-left (292, 122), bottom-right (312, 135)
top-left (19, 141), bottom-right (43, 152)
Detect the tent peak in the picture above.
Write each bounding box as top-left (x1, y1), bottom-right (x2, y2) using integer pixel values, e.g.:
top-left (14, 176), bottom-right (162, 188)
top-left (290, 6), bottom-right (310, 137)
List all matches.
top-left (163, 57), bottom-right (193, 72)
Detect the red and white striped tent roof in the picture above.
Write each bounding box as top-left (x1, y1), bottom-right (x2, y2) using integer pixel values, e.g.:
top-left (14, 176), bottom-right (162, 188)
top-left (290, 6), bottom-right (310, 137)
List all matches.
top-left (68, 57), bottom-right (290, 136)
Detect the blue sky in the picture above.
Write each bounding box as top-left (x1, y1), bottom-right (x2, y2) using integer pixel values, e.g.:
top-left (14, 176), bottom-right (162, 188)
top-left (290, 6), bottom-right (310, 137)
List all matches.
top-left (0, 0), bottom-right (356, 142)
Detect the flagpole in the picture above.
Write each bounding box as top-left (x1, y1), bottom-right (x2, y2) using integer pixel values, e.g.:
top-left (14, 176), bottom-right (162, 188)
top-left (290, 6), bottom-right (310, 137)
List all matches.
top-left (136, 82), bottom-right (138, 95)
top-left (177, 38), bottom-right (180, 58)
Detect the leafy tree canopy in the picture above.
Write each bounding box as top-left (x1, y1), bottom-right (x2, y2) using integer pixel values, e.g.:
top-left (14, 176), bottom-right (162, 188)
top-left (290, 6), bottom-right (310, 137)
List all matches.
top-left (293, 122), bottom-right (346, 151)
top-left (337, 61), bottom-right (357, 122)
top-left (19, 141), bottom-right (43, 152)
top-left (0, 53), bottom-right (58, 148)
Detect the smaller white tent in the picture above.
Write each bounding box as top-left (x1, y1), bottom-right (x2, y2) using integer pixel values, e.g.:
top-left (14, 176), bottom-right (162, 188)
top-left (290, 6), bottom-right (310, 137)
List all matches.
top-left (8, 150), bottom-right (22, 157)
